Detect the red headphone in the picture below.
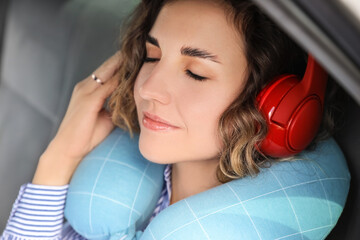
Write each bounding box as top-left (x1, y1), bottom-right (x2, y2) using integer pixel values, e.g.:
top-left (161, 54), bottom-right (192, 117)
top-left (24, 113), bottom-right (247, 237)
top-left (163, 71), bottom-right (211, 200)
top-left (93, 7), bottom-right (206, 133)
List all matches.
top-left (256, 54), bottom-right (328, 157)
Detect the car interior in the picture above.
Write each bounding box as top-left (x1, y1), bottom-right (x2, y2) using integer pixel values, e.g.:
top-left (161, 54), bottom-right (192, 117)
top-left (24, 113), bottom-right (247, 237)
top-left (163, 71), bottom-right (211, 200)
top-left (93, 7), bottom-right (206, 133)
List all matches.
top-left (0, 0), bottom-right (359, 239)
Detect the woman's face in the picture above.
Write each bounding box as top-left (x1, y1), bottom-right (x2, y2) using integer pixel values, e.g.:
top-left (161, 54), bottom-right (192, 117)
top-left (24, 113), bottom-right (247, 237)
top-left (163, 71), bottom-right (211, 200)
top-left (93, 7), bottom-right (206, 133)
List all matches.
top-left (134, 0), bottom-right (247, 164)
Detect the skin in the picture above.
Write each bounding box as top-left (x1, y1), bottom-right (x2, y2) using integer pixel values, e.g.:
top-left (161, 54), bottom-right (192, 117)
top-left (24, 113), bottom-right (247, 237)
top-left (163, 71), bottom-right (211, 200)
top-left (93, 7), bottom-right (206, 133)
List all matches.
top-left (31, 0), bottom-right (248, 207)
top-left (32, 53), bottom-right (121, 186)
top-left (133, 0), bottom-right (248, 204)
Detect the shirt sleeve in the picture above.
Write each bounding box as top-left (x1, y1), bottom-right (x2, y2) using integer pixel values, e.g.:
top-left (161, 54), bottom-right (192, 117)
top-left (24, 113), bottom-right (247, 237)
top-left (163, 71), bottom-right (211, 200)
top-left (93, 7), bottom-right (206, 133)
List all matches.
top-left (0, 183), bottom-right (87, 240)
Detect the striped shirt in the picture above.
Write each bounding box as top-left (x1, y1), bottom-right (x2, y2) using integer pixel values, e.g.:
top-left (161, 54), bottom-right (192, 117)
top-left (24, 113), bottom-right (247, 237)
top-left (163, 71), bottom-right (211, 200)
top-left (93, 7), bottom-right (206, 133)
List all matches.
top-left (0, 164), bottom-right (172, 240)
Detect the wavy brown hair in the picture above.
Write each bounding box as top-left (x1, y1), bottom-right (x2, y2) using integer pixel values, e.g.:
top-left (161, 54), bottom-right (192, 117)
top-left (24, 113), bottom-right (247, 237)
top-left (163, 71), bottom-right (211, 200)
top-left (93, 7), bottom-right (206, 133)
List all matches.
top-left (107, 0), bottom-right (336, 183)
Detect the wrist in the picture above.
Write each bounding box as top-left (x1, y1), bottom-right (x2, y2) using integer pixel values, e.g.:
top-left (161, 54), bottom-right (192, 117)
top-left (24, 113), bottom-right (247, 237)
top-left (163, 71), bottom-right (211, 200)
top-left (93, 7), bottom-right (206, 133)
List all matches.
top-left (32, 149), bottom-right (80, 186)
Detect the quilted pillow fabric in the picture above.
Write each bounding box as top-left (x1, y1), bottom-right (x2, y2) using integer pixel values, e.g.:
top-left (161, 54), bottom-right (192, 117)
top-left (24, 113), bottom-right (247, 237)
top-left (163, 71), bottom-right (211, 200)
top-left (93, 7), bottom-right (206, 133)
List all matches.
top-left (65, 127), bottom-right (350, 240)
top-left (65, 128), bottom-right (165, 240)
top-left (141, 138), bottom-right (350, 240)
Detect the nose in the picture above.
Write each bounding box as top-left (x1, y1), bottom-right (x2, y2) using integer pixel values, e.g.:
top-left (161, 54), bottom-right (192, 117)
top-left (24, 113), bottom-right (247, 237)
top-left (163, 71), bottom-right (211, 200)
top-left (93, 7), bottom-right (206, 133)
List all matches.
top-left (138, 64), bottom-right (172, 105)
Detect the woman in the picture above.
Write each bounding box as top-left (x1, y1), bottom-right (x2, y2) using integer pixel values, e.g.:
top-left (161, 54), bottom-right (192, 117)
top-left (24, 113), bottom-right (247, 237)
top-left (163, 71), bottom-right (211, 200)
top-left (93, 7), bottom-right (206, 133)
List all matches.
top-left (1, 0), bottom-right (335, 239)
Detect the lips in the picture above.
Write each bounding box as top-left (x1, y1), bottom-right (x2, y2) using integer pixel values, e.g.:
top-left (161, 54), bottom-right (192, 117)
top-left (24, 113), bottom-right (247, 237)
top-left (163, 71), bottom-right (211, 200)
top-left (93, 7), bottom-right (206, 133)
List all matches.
top-left (142, 111), bottom-right (179, 131)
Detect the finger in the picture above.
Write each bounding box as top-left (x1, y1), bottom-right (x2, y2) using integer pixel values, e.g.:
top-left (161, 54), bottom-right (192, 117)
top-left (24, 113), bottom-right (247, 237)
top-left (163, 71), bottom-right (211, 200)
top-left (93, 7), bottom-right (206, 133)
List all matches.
top-left (81, 51), bottom-right (122, 93)
top-left (92, 51), bottom-right (123, 84)
top-left (87, 72), bottom-right (120, 112)
top-left (93, 72), bottom-right (120, 100)
top-left (91, 109), bottom-right (116, 149)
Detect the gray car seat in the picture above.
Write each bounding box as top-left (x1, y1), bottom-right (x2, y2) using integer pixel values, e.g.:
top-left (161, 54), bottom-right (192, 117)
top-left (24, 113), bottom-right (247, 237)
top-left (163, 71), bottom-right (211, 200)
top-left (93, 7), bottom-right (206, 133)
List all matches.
top-left (0, 0), bottom-right (359, 239)
top-left (0, 0), bottom-right (138, 231)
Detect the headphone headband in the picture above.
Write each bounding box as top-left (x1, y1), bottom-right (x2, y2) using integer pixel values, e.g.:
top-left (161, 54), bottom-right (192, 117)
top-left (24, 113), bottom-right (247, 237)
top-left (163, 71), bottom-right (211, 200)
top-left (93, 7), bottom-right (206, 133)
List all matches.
top-left (301, 54), bottom-right (328, 103)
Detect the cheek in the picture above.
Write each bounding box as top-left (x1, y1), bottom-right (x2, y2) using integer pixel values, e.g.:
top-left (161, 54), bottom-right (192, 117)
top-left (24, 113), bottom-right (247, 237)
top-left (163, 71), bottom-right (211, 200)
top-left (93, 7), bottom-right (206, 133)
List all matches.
top-left (134, 67), bottom-right (146, 97)
top-left (133, 78), bottom-right (139, 104)
top-left (135, 68), bottom-right (242, 163)
top-left (133, 65), bottom-right (150, 110)
top-left (179, 87), bottom-right (233, 156)
top-left (136, 83), bottom-right (227, 163)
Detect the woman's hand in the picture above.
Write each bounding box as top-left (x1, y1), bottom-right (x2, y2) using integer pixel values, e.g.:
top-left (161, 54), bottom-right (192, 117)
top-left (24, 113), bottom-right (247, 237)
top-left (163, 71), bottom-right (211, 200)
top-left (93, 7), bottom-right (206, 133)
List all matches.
top-left (32, 51), bottom-right (122, 186)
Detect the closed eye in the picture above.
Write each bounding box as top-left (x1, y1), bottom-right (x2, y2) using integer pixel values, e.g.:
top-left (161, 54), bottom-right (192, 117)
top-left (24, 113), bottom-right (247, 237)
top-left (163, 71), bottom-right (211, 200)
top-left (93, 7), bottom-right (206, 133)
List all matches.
top-left (143, 57), bottom-right (160, 63)
top-left (186, 70), bottom-right (207, 81)
top-left (143, 57), bottom-right (207, 81)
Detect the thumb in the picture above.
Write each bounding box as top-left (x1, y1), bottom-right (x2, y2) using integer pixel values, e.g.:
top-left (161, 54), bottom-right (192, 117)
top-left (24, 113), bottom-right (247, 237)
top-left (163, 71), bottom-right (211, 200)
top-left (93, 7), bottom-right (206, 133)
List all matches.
top-left (91, 109), bottom-right (116, 149)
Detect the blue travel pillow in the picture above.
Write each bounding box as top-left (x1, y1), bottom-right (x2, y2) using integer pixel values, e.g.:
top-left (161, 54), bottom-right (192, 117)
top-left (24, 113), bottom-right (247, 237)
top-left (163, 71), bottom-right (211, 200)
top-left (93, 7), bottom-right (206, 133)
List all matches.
top-left (64, 128), bottom-right (350, 240)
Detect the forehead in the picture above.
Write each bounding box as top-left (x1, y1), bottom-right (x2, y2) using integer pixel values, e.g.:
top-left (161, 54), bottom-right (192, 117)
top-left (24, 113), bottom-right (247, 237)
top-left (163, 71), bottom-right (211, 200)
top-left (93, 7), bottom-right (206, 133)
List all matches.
top-left (149, 0), bottom-right (244, 55)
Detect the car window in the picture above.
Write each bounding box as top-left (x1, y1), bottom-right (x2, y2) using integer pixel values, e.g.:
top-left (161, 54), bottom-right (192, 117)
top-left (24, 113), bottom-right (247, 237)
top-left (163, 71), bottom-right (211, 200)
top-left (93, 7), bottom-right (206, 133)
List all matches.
top-left (253, 0), bottom-right (360, 105)
top-left (340, 0), bottom-right (360, 21)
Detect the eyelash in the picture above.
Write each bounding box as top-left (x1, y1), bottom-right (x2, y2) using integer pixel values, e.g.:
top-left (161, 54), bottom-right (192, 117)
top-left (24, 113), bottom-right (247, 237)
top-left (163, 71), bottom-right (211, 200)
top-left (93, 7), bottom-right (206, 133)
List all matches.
top-left (185, 70), bottom-right (207, 81)
top-left (143, 57), bottom-right (159, 63)
top-left (143, 57), bottom-right (208, 81)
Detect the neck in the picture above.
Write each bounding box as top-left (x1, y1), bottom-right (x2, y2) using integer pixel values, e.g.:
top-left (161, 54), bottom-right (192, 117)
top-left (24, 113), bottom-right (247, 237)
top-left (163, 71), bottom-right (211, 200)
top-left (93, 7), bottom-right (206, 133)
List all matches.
top-left (170, 158), bottom-right (222, 205)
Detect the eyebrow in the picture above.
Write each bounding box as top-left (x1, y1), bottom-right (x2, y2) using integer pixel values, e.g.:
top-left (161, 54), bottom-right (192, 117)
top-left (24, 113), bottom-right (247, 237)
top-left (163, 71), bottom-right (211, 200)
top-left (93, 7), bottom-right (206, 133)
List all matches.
top-left (146, 35), bottom-right (221, 64)
top-left (180, 46), bottom-right (221, 64)
top-left (147, 35), bottom-right (159, 47)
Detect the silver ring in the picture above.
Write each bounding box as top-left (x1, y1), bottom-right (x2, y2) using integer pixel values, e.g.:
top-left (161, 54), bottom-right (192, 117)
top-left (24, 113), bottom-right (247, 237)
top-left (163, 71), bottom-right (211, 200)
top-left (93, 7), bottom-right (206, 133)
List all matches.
top-left (91, 74), bottom-right (103, 85)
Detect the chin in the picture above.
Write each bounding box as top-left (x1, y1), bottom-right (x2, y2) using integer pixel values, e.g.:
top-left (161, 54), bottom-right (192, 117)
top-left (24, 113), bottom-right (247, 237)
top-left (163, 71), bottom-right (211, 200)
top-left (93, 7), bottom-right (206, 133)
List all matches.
top-left (137, 126), bottom-right (185, 164)
top-left (138, 136), bottom-right (174, 164)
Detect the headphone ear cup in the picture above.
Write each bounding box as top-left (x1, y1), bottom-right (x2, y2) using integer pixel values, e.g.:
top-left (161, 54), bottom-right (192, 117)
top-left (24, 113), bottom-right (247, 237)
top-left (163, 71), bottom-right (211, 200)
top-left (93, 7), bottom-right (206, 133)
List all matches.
top-left (257, 74), bottom-right (324, 157)
top-left (256, 55), bottom-right (327, 158)
top-left (257, 74), bottom-right (301, 157)
top-left (285, 96), bottom-right (323, 152)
